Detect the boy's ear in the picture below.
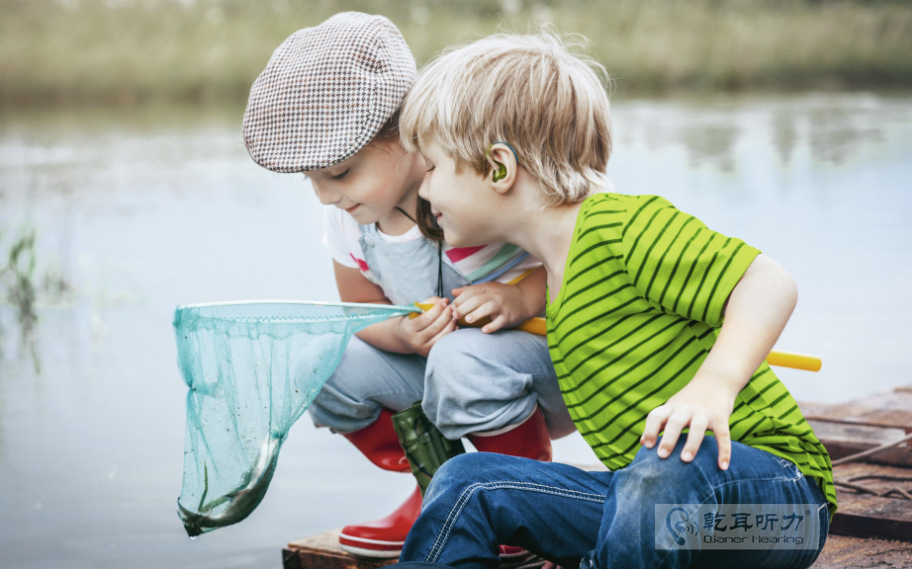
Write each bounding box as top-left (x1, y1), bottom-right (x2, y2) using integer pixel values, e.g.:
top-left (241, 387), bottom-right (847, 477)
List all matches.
top-left (485, 142), bottom-right (518, 193)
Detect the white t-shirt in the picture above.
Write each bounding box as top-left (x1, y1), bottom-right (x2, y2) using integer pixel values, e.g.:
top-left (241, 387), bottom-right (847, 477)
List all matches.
top-left (322, 206), bottom-right (541, 289)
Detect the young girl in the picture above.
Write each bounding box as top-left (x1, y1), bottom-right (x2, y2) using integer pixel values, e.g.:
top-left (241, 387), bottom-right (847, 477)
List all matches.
top-left (242, 13), bottom-right (574, 559)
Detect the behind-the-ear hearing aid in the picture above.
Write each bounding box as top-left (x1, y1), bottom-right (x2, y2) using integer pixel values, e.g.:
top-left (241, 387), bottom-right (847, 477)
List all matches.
top-left (491, 159), bottom-right (508, 182)
top-left (486, 141), bottom-right (519, 182)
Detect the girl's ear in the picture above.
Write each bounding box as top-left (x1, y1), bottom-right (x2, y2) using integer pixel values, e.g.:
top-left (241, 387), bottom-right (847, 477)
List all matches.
top-left (485, 142), bottom-right (518, 193)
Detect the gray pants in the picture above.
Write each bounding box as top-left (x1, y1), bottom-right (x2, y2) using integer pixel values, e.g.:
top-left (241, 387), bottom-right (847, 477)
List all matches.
top-left (309, 327), bottom-right (575, 440)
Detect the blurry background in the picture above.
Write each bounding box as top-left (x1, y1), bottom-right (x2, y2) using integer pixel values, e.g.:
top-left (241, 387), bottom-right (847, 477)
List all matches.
top-left (1, 1), bottom-right (911, 568)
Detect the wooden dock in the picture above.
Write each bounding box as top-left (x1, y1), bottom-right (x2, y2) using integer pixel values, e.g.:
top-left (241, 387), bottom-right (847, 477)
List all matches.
top-left (284, 386), bottom-right (912, 569)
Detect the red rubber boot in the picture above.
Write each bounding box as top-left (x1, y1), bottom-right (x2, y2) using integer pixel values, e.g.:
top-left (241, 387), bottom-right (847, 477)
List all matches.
top-left (468, 407), bottom-right (552, 567)
top-left (339, 408), bottom-right (421, 558)
top-left (467, 406), bottom-right (552, 462)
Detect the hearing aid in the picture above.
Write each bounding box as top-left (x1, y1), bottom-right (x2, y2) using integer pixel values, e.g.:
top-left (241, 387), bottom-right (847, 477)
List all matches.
top-left (485, 142), bottom-right (519, 182)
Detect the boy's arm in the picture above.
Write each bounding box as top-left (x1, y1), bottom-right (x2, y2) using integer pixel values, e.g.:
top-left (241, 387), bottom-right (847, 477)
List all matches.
top-left (333, 261), bottom-right (455, 356)
top-left (450, 265), bottom-right (548, 333)
top-left (640, 254), bottom-right (798, 470)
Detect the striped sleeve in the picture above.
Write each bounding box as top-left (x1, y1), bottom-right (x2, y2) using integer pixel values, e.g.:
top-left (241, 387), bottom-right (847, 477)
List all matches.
top-left (622, 195), bottom-right (759, 326)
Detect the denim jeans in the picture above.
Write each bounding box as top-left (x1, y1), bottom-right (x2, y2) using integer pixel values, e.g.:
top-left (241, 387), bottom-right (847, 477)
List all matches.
top-left (397, 438), bottom-right (830, 569)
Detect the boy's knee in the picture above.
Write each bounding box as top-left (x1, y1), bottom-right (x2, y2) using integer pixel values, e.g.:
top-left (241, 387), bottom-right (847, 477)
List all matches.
top-left (424, 452), bottom-right (510, 502)
top-left (616, 437), bottom-right (721, 497)
top-left (429, 453), bottom-right (482, 486)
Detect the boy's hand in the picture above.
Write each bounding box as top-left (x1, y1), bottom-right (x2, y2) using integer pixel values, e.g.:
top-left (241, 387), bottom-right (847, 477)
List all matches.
top-left (450, 282), bottom-right (531, 334)
top-left (640, 378), bottom-right (736, 470)
top-left (397, 296), bottom-right (456, 357)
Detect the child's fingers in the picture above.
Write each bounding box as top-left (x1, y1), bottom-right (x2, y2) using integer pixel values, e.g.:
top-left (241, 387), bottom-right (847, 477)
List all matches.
top-left (423, 304), bottom-right (454, 333)
top-left (411, 307), bottom-right (456, 356)
top-left (461, 300), bottom-right (498, 325)
top-left (655, 410), bottom-right (690, 458)
top-left (451, 293), bottom-right (486, 321)
top-left (480, 314), bottom-right (507, 333)
top-left (679, 415), bottom-right (710, 462)
top-left (714, 423), bottom-right (732, 470)
top-left (410, 300), bottom-right (449, 333)
top-left (640, 404), bottom-right (672, 449)
top-left (415, 299), bottom-right (446, 322)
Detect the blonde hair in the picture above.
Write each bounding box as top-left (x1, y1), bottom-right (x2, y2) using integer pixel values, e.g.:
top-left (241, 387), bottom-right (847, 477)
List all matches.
top-left (400, 30), bottom-right (612, 205)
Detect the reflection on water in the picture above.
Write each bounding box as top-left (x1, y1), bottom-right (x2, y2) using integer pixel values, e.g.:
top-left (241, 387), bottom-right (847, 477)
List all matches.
top-left (1, 93), bottom-right (911, 568)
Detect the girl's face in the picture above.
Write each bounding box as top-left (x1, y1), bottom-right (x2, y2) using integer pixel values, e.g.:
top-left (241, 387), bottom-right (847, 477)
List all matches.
top-left (307, 139), bottom-right (426, 230)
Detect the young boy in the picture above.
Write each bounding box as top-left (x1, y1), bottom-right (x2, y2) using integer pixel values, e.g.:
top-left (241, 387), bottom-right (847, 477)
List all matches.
top-left (392, 31), bottom-right (836, 568)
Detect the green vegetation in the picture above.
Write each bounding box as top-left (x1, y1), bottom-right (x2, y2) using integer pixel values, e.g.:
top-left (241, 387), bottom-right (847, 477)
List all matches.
top-left (0, 227), bottom-right (70, 342)
top-left (1, 0), bottom-right (911, 106)
top-left (1, 228), bottom-right (38, 339)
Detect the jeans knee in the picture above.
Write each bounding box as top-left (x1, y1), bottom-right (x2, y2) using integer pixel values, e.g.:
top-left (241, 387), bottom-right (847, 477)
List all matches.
top-left (614, 438), bottom-right (720, 503)
top-left (424, 454), bottom-right (485, 502)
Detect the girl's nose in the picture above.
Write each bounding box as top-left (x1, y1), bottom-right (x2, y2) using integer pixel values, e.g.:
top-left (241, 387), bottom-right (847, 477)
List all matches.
top-left (311, 180), bottom-right (340, 205)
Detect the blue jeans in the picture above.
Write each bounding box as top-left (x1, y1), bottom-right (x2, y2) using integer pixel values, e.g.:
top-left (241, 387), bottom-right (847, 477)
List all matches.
top-left (397, 438), bottom-right (830, 569)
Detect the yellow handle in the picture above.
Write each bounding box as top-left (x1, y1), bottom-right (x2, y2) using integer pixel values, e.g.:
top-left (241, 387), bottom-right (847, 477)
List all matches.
top-left (412, 305), bottom-right (820, 371)
top-left (766, 351), bottom-right (822, 372)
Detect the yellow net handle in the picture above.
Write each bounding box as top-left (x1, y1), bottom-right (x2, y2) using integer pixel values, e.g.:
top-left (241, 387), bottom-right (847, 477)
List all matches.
top-left (413, 305), bottom-right (821, 372)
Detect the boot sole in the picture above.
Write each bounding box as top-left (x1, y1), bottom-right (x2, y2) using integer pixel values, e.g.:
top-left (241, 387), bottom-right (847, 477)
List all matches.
top-left (339, 534), bottom-right (404, 559)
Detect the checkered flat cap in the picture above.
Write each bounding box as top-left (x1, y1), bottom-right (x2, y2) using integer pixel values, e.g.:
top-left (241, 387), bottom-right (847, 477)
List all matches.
top-left (243, 12), bottom-right (416, 172)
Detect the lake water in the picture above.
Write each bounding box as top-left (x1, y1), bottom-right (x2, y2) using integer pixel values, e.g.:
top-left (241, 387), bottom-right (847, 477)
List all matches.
top-left (1, 92), bottom-right (910, 568)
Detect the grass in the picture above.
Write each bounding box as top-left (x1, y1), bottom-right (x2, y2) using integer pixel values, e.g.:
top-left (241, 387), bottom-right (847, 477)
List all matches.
top-left (1, 0), bottom-right (911, 106)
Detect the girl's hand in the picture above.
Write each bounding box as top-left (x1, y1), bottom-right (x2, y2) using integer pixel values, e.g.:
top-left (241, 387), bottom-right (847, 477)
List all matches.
top-left (450, 282), bottom-right (531, 334)
top-left (639, 376), bottom-right (737, 470)
top-left (396, 296), bottom-right (456, 357)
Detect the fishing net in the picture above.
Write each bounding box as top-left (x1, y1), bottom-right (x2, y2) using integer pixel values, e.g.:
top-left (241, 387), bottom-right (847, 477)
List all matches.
top-left (173, 301), bottom-right (417, 537)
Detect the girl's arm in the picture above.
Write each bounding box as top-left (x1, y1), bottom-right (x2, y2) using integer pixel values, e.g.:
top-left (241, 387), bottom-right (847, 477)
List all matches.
top-left (450, 266), bottom-right (548, 333)
top-left (639, 254), bottom-right (798, 470)
top-left (333, 261), bottom-right (455, 357)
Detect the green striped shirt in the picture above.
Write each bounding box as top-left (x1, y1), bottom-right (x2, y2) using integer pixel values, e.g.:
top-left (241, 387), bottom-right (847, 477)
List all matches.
top-left (546, 193), bottom-right (836, 515)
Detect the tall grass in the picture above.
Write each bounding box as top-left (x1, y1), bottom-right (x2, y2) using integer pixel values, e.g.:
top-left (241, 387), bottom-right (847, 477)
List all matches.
top-left (1, 0), bottom-right (911, 106)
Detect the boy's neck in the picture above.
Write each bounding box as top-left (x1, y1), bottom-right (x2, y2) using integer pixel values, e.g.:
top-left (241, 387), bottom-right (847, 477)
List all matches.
top-left (521, 203), bottom-right (582, 304)
top-left (503, 175), bottom-right (584, 303)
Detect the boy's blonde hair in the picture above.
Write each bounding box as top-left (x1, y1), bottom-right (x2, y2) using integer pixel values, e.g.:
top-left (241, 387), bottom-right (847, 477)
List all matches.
top-left (400, 30), bottom-right (612, 205)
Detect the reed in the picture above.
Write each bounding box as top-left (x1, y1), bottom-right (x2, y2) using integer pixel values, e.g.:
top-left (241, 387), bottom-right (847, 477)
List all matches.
top-left (1, 0), bottom-right (911, 106)
top-left (0, 228), bottom-right (38, 338)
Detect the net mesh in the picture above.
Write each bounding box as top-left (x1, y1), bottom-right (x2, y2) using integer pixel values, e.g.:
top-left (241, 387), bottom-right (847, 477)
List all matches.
top-left (173, 301), bottom-right (417, 536)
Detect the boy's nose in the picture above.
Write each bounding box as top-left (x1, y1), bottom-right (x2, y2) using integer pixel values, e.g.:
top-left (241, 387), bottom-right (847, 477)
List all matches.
top-left (417, 177), bottom-right (430, 201)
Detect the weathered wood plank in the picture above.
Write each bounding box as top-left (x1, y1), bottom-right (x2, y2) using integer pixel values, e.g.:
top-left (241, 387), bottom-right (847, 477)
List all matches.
top-left (830, 463), bottom-right (912, 543)
top-left (811, 534), bottom-right (912, 568)
top-left (799, 384), bottom-right (912, 435)
top-left (283, 530), bottom-right (550, 569)
top-left (284, 530), bottom-right (398, 569)
top-left (809, 419), bottom-right (912, 467)
top-left (830, 492), bottom-right (912, 543)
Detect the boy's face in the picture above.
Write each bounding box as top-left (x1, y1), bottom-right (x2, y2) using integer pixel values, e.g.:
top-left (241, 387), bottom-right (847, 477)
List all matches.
top-left (306, 139), bottom-right (424, 226)
top-left (418, 139), bottom-right (497, 247)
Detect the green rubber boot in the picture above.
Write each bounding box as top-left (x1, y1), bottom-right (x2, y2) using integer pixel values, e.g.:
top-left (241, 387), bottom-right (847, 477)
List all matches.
top-left (392, 401), bottom-right (465, 495)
